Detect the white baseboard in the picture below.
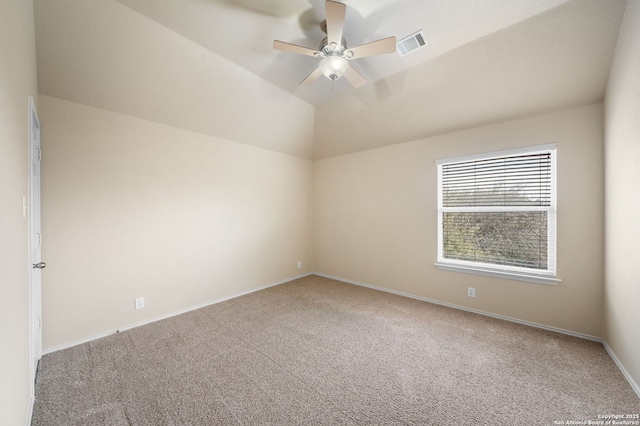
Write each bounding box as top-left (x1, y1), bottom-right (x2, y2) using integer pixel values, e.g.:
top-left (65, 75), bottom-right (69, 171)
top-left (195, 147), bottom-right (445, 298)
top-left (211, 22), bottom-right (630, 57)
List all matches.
top-left (313, 272), bottom-right (601, 341)
top-left (602, 340), bottom-right (640, 400)
top-left (43, 272), bottom-right (312, 356)
top-left (26, 396), bottom-right (34, 426)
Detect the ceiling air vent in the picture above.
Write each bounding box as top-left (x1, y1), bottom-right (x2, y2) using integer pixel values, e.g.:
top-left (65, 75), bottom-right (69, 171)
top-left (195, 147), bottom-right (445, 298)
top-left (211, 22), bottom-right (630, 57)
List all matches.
top-left (397, 30), bottom-right (427, 56)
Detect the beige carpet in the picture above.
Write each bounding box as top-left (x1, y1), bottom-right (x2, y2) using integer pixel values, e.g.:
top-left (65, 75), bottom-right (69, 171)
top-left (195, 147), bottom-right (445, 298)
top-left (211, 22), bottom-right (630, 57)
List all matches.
top-left (32, 275), bottom-right (639, 425)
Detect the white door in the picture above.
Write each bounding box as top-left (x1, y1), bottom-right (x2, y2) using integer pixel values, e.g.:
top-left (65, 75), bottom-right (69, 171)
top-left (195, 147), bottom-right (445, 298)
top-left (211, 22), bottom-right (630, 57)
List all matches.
top-left (29, 97), bottom-right (44, 381)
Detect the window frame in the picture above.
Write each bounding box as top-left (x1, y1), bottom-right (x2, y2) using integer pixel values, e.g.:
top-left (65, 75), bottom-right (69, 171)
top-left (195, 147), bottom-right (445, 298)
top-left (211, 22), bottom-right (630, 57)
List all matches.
top-left (435, 144), bottom-right (560, 285)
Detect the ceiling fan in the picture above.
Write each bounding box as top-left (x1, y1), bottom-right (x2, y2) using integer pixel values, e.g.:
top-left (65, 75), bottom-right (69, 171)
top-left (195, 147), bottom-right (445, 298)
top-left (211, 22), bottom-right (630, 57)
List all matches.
top-left (273, 0), bottom-right (396, 88)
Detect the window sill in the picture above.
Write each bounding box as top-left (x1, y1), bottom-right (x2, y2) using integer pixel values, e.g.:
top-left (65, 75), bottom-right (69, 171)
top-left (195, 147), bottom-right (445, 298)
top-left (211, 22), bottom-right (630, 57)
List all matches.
top-left (434, 263), bottom-right (561, 286)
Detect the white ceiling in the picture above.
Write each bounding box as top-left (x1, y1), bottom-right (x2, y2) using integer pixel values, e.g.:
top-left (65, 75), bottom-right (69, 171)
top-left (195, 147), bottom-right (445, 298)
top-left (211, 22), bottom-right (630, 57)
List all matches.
top-left (114, 0), bottom-right (575, 106)
top-left (34, 0), bottom-right (627, 159)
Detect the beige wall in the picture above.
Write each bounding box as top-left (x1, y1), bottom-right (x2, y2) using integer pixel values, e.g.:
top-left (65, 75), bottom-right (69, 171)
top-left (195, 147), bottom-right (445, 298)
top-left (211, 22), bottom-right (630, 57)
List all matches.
top-left (0, 0), bottom-right (39, 424)
top-left (40, 95), bottom-right (313, 351)
top-left (604, 1), bottom-right (640, 393)
top-left (314, 104), bottom-right (604, 337)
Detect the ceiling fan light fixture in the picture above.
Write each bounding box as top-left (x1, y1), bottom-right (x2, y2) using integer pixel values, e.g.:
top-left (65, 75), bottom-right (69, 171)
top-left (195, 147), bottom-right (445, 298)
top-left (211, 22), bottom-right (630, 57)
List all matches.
top-left (319, 55), bottom-right (348, 81)
top-left (272, 0), bottom-right (397, 88)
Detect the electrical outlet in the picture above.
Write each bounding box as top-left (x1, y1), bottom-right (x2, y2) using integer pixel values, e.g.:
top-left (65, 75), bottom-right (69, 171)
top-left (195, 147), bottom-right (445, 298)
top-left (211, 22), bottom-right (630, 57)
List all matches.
top-left (467, 287), bottom-right (476, 298)
top-left (297, 261), bottom-right (302, 269)
top-left (135, 297), bottom-right (144, 310)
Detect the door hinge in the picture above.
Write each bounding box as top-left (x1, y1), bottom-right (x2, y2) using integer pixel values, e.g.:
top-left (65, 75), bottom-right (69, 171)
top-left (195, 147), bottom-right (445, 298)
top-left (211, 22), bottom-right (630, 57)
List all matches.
top-left (38, 317), bottom-right (42, 329)
top-left (35, 148), bottom-right (41, 162)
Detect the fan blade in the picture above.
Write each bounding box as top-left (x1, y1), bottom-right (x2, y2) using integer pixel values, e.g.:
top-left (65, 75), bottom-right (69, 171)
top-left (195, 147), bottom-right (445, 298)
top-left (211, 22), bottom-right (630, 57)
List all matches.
top-left (345, 36), bottom-right (396, 59)
top-left (343, 66), bottom-right (366, 88)
top-left (273, 40), bottom-right (320, 57)
top-left (301, 67), bottom-right (324, 86)
top-left (325, 0), bottom-right (346, 48)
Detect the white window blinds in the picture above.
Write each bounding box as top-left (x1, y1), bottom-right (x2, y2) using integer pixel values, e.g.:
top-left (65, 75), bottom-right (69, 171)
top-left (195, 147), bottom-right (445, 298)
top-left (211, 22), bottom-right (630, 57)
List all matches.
top-left (437, 145), bottom-right (556, 277)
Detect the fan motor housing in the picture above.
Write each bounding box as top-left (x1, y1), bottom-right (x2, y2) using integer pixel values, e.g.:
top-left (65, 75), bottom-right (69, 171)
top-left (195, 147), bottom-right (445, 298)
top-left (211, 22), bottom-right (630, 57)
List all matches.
top-left (319, 36), bottom-right (347, 55)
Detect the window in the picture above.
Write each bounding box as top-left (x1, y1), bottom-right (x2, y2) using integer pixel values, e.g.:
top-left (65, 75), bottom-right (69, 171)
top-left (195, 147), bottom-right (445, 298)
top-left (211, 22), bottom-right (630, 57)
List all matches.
top-left (436, 145), bottom-right (559, 285)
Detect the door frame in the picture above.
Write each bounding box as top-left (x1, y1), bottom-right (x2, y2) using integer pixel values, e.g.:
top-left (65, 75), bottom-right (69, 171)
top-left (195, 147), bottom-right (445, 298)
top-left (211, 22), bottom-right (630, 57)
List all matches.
top-left (28, 96), bottom-right (42, 396)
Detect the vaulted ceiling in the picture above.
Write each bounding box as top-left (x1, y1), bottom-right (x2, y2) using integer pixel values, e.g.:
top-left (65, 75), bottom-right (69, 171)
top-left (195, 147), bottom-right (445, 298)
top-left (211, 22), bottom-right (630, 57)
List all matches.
top-left (34, 0), bottom-right (626, 159)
